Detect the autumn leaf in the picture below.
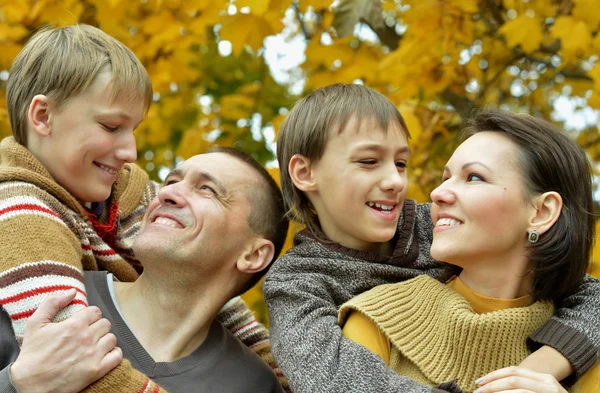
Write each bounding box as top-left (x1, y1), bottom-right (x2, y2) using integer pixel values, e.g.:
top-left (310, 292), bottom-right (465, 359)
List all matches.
top-left (333, 0), bottom-right (384, 38)
top-left (298, 0), bottom-right (332, 12)
top-left (498, 14), bottom-right (543, 54)
top-left (220, 13), bottom-right (276, 55)
top-left (551, 16), bottom-right (592, 63)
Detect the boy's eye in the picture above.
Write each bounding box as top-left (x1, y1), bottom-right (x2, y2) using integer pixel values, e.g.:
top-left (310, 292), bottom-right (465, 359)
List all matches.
top-left (164, 179), bottom-right (177, 186)
top-left (101, 123), bottom-right (118, 132)
top-left (467, 173), bottom-right (484, 182)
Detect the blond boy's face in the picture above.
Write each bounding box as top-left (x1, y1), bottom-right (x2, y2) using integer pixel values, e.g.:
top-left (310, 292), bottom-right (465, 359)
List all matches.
top-left (308, 117), bottom-right (409, 252)
top-left (33, 71), bottom-right (144, 203)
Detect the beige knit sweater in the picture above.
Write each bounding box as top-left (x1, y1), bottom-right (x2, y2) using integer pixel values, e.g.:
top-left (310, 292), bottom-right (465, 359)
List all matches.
top-left (339, 275), bottom-right (580, 393)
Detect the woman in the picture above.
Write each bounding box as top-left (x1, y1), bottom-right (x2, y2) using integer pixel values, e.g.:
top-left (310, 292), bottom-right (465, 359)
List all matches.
top-left (339, 109), bottom-right (599, 392)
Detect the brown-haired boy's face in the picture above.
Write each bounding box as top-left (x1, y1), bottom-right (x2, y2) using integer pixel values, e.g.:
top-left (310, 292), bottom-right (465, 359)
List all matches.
top-left (32, 71), bottom-right (145, 203)
top-left (306, 116), bottom-right (410, 253)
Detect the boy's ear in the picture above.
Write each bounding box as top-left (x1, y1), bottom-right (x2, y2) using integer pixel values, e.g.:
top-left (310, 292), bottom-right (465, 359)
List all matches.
top-left (528, 191), bottom-right (562, 236)
top-left (28, 95), bottom-right (52, 137)
top-left (236, 238), bottom-right (274, 274)
top-left (289, 154), bottom-right (317, 192)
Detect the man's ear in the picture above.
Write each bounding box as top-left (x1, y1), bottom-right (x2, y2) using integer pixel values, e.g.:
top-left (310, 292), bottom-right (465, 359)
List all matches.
top-left (28, 95), bottom-right (52, 137)
top-left (236, 238), bottom-right (275, 274)
top-left (289, 154), bottom-right (317, 192)
top-left (529, 191), bottom-right (562, 235)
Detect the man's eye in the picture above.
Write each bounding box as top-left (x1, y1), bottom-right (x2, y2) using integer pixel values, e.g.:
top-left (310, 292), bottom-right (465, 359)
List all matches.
top-left (200, 185), bottom-right (216, 194)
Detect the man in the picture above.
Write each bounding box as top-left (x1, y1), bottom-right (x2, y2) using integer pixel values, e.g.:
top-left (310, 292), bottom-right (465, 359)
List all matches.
top-left (0, 147), bottom-right (289, 393)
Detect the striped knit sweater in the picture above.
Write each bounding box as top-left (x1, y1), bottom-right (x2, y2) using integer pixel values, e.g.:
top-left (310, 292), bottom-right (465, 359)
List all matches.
top-left (0, 136), bottom-right (288, 392)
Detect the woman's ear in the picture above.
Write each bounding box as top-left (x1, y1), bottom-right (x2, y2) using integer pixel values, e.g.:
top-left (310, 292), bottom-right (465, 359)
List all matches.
top-left (529, 191), bottom-right (563, 235)
top-left (289, 154), bottom-right (317, 192)
top-left (28, 95), bottom-right (52, 137)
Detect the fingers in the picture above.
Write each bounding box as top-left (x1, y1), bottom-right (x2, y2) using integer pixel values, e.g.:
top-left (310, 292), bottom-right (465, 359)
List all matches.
top-left (27, 289), bottom-right (77, 328)
top-left (96, 332), bottom-right (118, 357)
top-left (476, 367), bottom-right (566, 393)
top-left (96, 346), bottom-right (123, 380)
top-left (72, 305), bottom-right (103, 326)
top-left (89, 316), bottom-right (113, 343)
top-left (478, 366), bottom-right (557, 385)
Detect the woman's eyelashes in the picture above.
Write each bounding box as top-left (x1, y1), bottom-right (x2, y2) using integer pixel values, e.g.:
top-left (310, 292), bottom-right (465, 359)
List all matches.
top-left (466, 173), bottom-right (485, 182)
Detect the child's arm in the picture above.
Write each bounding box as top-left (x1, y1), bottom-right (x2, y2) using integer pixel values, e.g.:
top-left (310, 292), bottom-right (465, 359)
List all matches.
top-left (264, 273), bottom-right (463, 393)
top-left (518, 346), bottom-right (574, 381)
top-left (0, 191), bottom-right (89, 341)
top-left (0, 292), bottom-right (168, 393)
top-left (217, 296), bottom-right (290, 392)
top-left (526, 274), bottom-right (600, 381)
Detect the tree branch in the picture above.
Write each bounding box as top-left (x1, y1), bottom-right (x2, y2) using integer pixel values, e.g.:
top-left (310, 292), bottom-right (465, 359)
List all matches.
top-left (441, 89), bottom-right (478, 118)
top-left (292, 1), bottom-right (310, 41)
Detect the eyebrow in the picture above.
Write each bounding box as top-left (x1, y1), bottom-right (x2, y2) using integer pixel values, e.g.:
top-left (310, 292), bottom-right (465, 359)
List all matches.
top-left (164, 167), bottom-right (225, 192)
top-left (444, 161), bottom-right (492, 172)
top-left (352, 144), bottom-right (410, 154)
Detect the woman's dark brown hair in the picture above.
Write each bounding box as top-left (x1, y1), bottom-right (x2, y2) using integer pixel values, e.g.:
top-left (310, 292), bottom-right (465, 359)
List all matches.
top-left (463, 109), bottom-right (595, 303)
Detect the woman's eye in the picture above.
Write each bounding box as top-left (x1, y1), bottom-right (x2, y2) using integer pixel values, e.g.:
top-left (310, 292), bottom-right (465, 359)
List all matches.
top-left (467, 173), bottom-right (484, 182)
top-left (396, 161), bottom-right (407, 169)
top-left (164, 180), bottom-right (177, 186)
top-left (358, 160), bottom-right (376, 165)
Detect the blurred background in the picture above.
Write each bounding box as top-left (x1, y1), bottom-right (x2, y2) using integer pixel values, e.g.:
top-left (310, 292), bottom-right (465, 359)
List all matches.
top-left (1, 0), bottom-right (599, 325)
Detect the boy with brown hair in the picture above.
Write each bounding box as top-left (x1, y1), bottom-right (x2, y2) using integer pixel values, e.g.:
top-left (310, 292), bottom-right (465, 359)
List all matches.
top-left (264, 83), bottom-right (600, 392)
top-left (0, 24), bottom-right (284, 392)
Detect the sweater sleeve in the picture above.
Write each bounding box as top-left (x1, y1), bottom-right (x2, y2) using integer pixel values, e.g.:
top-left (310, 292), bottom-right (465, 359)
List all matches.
top-left (0, 193), bottom-right (88, 341)
top-left (528, 274), bottom-right (600, 380)
top-left (216, 296), bottom-right (290, 392)
top-left (82, 359), bottom-right (167, 393)
top-left (264, 275), bottom-right (460, 393)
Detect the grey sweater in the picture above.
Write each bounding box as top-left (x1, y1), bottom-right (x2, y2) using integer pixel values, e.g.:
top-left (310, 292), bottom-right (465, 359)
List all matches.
top-left (263, 199), bottom-right (600, 393)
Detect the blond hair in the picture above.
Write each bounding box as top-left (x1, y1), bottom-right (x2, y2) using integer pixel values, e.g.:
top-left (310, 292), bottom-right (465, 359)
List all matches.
top-left (276, 83), bottom-right (410, 235)
top-left (7, 24), bottom-right (152, 145)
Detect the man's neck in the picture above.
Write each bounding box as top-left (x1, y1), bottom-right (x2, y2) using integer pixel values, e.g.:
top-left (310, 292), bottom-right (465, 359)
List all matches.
top-left (113, 272), bottom-right (231, 362)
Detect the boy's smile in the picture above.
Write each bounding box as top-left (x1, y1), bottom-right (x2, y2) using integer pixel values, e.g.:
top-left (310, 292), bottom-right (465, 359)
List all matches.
top-left (28, 71), bottom-right (145, 203)
top-left (305, 116), bottom-right (409, 253)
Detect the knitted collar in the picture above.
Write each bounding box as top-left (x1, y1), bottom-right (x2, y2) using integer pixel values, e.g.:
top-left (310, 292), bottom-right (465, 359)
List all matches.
top-left (339, 275), bottom-right (554, 390)
top-left (0, 136), bottom-right (147, 218)
top-left (294, 199), bottom-right (419, 266)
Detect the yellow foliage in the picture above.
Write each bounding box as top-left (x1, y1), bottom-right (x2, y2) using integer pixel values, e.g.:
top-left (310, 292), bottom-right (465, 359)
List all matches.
top-left (220, 13), bottom-right (277, 55)
top-left (298, 0), bottom-right (332, 12)
top-left (573, 0), bottom-right (600, 31)
top-left (551, 16), bottom-right (592, 63)
top-left (498, 14), bottom-right (543, 54)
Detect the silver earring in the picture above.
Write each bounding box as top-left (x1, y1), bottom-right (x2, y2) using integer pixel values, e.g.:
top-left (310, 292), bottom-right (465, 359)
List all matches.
top-left (528, 229), bottom-right (539, 244)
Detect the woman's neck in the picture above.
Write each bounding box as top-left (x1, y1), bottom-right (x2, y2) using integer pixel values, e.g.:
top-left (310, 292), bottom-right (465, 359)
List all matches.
top-left (458, 267), bottom-right (532, 300)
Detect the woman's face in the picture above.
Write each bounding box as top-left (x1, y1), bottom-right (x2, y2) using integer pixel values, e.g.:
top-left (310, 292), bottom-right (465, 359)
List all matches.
top-left (429, 132), bottom-right (537, 269)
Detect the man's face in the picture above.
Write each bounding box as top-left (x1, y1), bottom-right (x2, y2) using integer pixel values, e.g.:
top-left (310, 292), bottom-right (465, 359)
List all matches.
top-left (133, 153), bottom-right (257, 272)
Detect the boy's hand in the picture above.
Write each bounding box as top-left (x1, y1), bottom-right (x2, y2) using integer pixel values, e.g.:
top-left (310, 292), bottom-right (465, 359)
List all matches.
top-left (10, 290), bottom-right (122, 393)
top-left (474, 366), bottom-right (567, 393)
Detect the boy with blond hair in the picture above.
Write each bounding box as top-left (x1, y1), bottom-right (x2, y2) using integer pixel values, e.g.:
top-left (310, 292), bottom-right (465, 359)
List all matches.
top-left (264, 83), bottom-right (600, 392)
top-left (0, 24), bottom-right (284, 392)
